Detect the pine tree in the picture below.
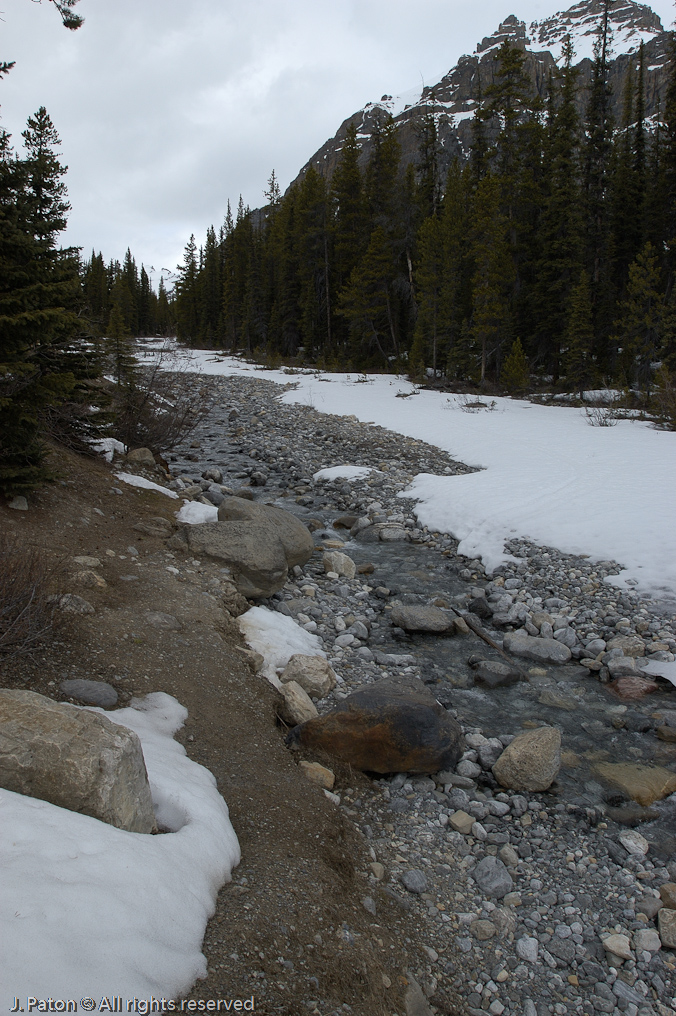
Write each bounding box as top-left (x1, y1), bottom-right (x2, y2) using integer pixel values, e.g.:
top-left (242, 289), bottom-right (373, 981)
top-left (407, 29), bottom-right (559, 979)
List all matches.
top-left (175, 235), bottom-right (199, 343)
top-left (564, 270), bottom-right (596, 397)
top-left (411, 215), bottom-right (444, 376)
top-left (338, 226), bottom-right (398, 366)
top-left (440, 161), bottom-right (473, 379)
top-left (500, 337), bottom-right (529, 393)
top-left (616, 242), bottom-right (664, 395)
top-left (21, 107), bottom-right (71, 246)
top-left (470, 174), bottom-right (514, 384)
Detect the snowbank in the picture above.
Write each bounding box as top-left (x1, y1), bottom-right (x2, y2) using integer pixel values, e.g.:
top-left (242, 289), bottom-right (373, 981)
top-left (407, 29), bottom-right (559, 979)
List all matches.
top-left (92, 437), bottom-right (126, 462)
top-left (239, 606), bottom-right (325, 687)
top-left (114, 472), bottom-right (179, 498)
top-left (314, 465), bottom-right (373, 482)
top-left (176, 500), bottom-right (218, 524)
top-left (0, 693), bottom-right (239, 1004)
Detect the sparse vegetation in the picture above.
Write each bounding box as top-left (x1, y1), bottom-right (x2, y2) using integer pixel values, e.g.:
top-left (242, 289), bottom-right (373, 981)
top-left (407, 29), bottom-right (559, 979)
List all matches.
top-left (0, 535), bottom-right (60, 662)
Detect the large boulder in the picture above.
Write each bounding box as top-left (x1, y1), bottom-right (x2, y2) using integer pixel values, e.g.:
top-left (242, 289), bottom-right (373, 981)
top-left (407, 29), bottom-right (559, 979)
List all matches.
top-left (0, 690), bottom-right (156, 833)
top-left (288, 676), bottom-right (465, 774)
top-left (179, 497), bottom-right (314, 598)
top-left (492, 726), bottom-right (561, 792)
top-left (390, 604), bottom-right (453, 633)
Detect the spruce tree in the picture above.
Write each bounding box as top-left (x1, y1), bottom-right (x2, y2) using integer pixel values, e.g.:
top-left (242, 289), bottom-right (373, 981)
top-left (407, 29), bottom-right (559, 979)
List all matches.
top-left (411, 215), bottom-right (444, 376)
top-left (615, 242), bottom-right (664, 395)
top-left (470, 174), bottom-right (514, 384)
top-left (564, 270), bottom-right (596, 397)
top-left (500, 337), bottom-right (529, 393)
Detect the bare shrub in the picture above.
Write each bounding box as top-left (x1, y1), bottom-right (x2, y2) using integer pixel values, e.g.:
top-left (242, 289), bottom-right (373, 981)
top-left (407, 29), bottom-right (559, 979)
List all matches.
top-left (583, 405), bottom-right (619, 427)
top-left (652, 366), bottom-right (676, 431)
top-left (111, 349), bottom-right (215, 453)
top-left (0, 536), bottom-right (60, 663)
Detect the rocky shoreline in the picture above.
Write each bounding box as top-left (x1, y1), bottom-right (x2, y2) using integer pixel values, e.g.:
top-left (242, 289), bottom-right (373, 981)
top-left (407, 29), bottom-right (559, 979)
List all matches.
top-left (130, 371), bottom-right (676, 1016)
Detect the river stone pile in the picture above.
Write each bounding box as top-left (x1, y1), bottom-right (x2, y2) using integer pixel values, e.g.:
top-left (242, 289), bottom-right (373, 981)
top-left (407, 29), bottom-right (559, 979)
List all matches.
top-left (120, 370), bottom-right (676, 1015)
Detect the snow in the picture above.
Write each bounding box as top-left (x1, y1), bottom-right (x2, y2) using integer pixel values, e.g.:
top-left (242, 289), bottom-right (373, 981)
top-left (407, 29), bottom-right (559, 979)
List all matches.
top-left (0, 693), bottom-right (240, 1004)
top-left (641, 659), bottom-right (676, 688)
top-left (176, 500), bottom-right (218, 524)
top-left (314, 465), bottom-right (373, 482)
top-left (239, 606), bottom-right (325, 687)
top-left (92, 437), bottom-right (126, 462)
top-left (114, 472), bottom-right (179, 498)
top-left (148, 349), bottom-right (676, 600)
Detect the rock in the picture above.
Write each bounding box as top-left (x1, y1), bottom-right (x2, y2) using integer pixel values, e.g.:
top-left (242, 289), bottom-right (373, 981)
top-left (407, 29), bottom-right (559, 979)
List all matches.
top-left (182, 498), bottom-right (314, 598)
top-left (54, 593), bottom-right (95, 615)
top-left (134, 518), bottom-right (174, 538)
top-left (449, 810), bottom-right (475, 834)
top-left (145, 611), bottom-right (182, 630)
top-left (602, 933), bottom-right (633, 961)
top-left (471, 919), bottom-right (496, 940)
top-left (515, 936), bottom-right (539, 963)
top-left (660, 883), bottom-right (676, 909)
top-left (472, 660), bottom-right (521, 688)
top-left (401, 869), bottom-right (428, 894)
top-left (404, 976), bottom-right (434, 1016)
top-left (0, 689), bottom-right (155, 833)
top-left (547, 937), bottom-right (576, 966)
top-left (288, 676), bottom-right (464, 774)
top-left (659, 908), bottom-right (676, 948)
top-left (126, 447), bottom-right (156, 466)
top-left (73, 556), bottom-right (101, 568)
top-left (537, 688), bottom-right (577, 710)
top-left (637, 898), bottom-right (663, 919)
top-left (492, 726), bottom-right (561, 792)
top-left (298, 760), bottom-right (335, 790)
top-left (202, 467), bottom-right (223, 483)
top-left (60, 680), bottom-right (118, 708)
top-left (72, 568), bottom-right (107, 589)
top-left (8, 495), bottom-right (29, 510)
top-left (280, 655), bottom-right (336, 699)
top-left (594, 762), bottom-right (676, 806)
top-left (606, 635), bottom-right (646, 657)
top-left (618, 829), bottom-right (650, 856)
top-left (370, 861), bottom-right (385, 880)
top-left (657, 724), bottom-right (676, 742)
top-left (608, 674), bottom-right (659, 698)
top-left (499, 844), bottom-right (520, 867)
top-left (503, 631), bottom-right (572, 664)
top-left (473, 855), bottom-right (514, 899)
top-left (634, 928), bottom-right (661, 953)
top-left (279, 681), bottom-right (318, 726)
top-left (389, 604), bottom-right (453, 633)
top-left (322, 551), bottom-right (356, 579)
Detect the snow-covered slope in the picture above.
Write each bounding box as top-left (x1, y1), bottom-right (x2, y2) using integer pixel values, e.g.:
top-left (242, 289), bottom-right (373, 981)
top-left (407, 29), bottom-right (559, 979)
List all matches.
top-left (530, 0), bottom-right (664, 63)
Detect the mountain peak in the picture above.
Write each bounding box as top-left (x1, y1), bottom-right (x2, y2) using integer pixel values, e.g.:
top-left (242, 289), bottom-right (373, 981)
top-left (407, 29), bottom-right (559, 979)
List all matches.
top-left (476, 15), bottom-right (530, 56)
top-left (529, 0), bottom-right (664, 62)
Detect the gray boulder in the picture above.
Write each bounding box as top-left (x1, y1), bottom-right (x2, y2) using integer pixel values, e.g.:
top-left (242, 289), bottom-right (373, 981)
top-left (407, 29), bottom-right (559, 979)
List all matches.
top-left (503, 631), bottom-right (572, 664)
top-left (0, 689), bottom-right (156, 833)
top-left (472, 659), bottom-right (522, 688)
top-left (60, 680), bottom-right (118, 708)
top-left (178, 497), bottom-right (314, 598)
top-left (390, 604), bottom-right (453, 633)
top-left (126, 447), bottom-right (156, 466)
top-left (493, 726), bottom-right (562, 792)
top-left (473, 855), bottom-right (514, 899)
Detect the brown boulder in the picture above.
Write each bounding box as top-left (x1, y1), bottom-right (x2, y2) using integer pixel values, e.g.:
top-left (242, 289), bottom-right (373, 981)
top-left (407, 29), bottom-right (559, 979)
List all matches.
top-left (287, 676), bottom-right (464, 774)
top-left (493, 726), bottom-right (561, 792)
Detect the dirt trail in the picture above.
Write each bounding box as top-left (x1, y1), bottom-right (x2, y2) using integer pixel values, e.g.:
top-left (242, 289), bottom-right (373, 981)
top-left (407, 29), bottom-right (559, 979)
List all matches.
top-left (1, 446), bottom-right (460, 1016)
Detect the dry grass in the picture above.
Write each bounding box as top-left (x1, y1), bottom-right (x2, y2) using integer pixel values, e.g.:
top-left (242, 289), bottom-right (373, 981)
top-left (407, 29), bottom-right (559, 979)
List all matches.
top-left (0, 535), bottom-right (61, 663)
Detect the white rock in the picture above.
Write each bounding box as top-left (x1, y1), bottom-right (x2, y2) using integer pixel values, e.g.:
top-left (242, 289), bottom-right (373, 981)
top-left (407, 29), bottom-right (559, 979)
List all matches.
top-left (618, 829), bottom-right (650, 856)
top-left (515, 936), bottom-right (539, 963)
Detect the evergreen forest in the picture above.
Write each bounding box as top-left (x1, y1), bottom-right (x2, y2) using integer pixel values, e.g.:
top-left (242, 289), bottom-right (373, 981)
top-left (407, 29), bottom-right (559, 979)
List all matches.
top-left (173, 24), bottom-right (676, 398)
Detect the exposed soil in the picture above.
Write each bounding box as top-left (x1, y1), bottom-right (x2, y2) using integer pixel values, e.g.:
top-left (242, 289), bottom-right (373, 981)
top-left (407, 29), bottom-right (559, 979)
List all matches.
top-left (0, 445), bottom-right (462, 1016)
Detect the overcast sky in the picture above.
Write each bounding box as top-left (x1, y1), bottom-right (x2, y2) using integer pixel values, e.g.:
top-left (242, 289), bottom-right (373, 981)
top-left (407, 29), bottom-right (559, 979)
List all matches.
top-left (2, 0), bottom-right (674, 282)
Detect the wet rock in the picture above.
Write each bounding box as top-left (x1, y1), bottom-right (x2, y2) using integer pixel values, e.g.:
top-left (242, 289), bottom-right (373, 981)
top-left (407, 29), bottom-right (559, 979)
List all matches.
top-left (473, 855), bottom-right (514, 899)
top-left (280, 655), bottom-right (337, 699)
top-left (492, 726), bottom-right (561, 792)
top-left (323, 550), bottom-right (356, 579)
top-left (503, 631), bottom-right (572, 664)
top-left (471, 660), bottom-right (522, 688)
top-left (389, 604), bottom-right (453, 633)
top-left (537, 688), bottom-right (577, 710)
top-left (657, 724), bottom-right (676, 742)
top-left (288, 676), bottom-right (464, 774)
top-left (60, 679), bottom-right (118, 708)
top-left (594, 762), bottom-right (676, 806)
top-left (0, 689), bottom-right (155, 833)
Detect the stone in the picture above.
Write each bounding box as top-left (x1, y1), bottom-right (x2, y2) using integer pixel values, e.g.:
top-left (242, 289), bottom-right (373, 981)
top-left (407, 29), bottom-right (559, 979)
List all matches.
top-left (637, 898), bottom-right (664, 919)
top-left (323, 551), bottom-right (356, 579)
top-left (657, 725), bottom-right (676, 742)
top-left (449, 810), bottom-right (475, 834)
top-left (126, 447), bottom-right (156, 466)
top-left (633, 929), bottom-right (661, 953)
top-left (72, 568), bottom-right (107, 589)
top-left (279, 681), bottom-right (318, 726)
top-left (602, 934), bottom-right (633, 961)
top-left (498, 844), bottom-right (519, 867)
top-left (401, 869), bottom-right (428, 894)
top-left (547, 937), bottom-right (576, 965)
top-left (404, 976), bottom-right (434, 1016)
top-left (60, 680), bottom-right (118, 708)
top-left (607, 656), bottom-right (642, 678)
top-left (618, 829), bottom-right (650, 856)
top-left (54, 593), bottom-right (95, 615)
top-left (298, 761), bottom-right (335, 790)
top-left (659, 883), bottom-right (676, 909)
top-left (8, 495), bottom-right (28, 510)
top-left (537, 688), bottom-right (577, 710)
top-left (658, 908), bottom-right (676, 948)
top-left (0, 689), bottom-right (155, 833)
top-left (472, 660), bottom-right (521, 688)
top-left (389, 604), bottom-right (453, 633)
top-left (492, 726), bottom-right (561, 792)
top-left (515, 936), bottom-right (539, 963)
top-left (606, 635), bottom-right (646, 657)
top-left (288, 676), bottom-right (465, 774)
top-left (280, 655), bottom-right (337, 699)
top-left (594, 762), bottom-right (676, 806)
top-left (73, 556), bottom-right (101, 568)
top-left (473, 855), bottom-right (514, 899)
top-left (145, 611), bottom-right (182, 630)
top-left (134, 518), bottom-right (174, 538)
top-left (180, 497), bottom-right (314, 598)
top-left (502, 631), bottom-right (571, 664)
top-left (471, 919), bottom-right (496, 940)
top-left (370, 862), bottom-right (385, 880)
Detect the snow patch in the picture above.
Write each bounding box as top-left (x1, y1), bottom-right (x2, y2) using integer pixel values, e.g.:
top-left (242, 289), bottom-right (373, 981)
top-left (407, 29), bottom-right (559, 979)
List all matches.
top-left (313, 465), bottom-right (373, 482)
top-left (114, 472), bottom-right (179, 498)
top-left (0, 693), bottom-right (240, 1004)
top-left (239, 606), bottom-right (325, 688)
top-left (176, 501), bottom-right (219, 524)
top-left (92, 437), bottom-right (126, 462)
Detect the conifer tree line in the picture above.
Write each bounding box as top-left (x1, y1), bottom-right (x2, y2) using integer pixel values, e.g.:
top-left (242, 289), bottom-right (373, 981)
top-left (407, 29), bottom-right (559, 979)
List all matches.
top-left (174, 17), bottom-right (676, 396)
top-left (81, 249), bottom-right (174, 341)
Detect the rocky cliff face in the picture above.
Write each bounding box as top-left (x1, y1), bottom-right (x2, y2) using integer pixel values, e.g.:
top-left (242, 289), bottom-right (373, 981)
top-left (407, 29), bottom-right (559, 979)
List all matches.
top-left (290, 0), bottom-right (670, 190)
